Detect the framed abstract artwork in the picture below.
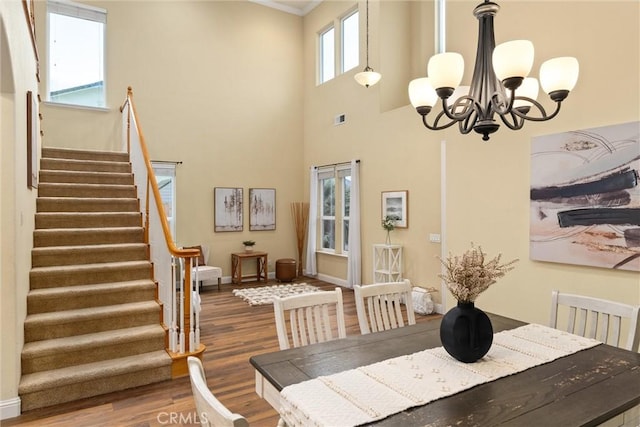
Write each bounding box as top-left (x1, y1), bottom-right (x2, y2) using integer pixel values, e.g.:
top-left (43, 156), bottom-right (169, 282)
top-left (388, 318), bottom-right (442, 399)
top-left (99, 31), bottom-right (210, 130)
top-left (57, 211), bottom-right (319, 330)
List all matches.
top-left (530, 121), bottom-right (640, 271)
top-left (381, 190), bottom-right (408, 228)
top-left (249, 188), bottom-right (276, 231)
top-left (214, 187), bottom-right (243, 232)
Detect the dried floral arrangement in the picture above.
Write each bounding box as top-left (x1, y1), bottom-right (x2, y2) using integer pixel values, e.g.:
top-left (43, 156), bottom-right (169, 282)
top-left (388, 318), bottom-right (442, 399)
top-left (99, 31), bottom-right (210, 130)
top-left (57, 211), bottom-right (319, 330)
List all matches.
top-left (438, 243), bottom-right (519, 303)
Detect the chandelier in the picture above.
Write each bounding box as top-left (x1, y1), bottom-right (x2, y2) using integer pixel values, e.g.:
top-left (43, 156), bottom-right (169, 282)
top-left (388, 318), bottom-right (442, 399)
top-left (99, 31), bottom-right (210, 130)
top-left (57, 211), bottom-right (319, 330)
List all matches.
top-left (408, 0), bottom-right (579, 141)
top-left (354, 0), bottom-right (381, 88)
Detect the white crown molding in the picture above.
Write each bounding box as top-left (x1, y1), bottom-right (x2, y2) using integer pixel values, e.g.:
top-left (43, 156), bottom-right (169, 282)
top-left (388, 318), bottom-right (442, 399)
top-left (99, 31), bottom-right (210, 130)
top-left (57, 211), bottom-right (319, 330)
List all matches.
top-left (249, 0), bottom-right (322, 16)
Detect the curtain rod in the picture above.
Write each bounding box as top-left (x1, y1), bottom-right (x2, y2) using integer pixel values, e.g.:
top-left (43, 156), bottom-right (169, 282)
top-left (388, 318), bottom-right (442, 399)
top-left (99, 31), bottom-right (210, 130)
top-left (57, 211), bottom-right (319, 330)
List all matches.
top-left (314, 159), bottom-right (360, 169)
top-left (151, 160), bottom-right (183, 165)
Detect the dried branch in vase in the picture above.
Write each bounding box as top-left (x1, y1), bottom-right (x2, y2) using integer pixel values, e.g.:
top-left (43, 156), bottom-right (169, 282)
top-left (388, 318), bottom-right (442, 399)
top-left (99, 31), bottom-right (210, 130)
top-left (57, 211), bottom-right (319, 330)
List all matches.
top-left (438, 242), bottom-right (518, 303)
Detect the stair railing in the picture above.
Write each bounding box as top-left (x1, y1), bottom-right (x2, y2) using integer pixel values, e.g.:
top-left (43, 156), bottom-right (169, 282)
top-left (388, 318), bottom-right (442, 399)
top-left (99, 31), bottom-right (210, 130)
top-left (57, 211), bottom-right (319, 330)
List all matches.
top-left (120, 87), bottom-right (204, 365)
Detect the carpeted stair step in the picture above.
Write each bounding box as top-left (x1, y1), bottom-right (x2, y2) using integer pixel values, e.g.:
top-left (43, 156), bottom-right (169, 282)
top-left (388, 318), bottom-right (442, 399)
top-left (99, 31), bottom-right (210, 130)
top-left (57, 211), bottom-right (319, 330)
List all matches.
top-left (24, 300), bottom-right (162, 342)
top-left (32, 243), bottom-right (148, 267)
top-left (34, 227), bottom-right (144, 247)
top-left (29, 260), bottom-right (152, 289)
top-left (35, 212), bottom-right (142, 230)
top-left (38, 183), bottom-right (137, 199)
top-left (36, 197), bottom-right (139, 213)
top-left (21, 324), bottom-right (166, 374)
top-left (39, 169), bottom-right (134, 185)
top-left (27, 279), bottom-right (157, 314)
top-left (40, 158), bottom-right (132, 174)
top-left (19, 350), bottom-right (172, 412)
top-left (42, 147), bottom-right (130, 163)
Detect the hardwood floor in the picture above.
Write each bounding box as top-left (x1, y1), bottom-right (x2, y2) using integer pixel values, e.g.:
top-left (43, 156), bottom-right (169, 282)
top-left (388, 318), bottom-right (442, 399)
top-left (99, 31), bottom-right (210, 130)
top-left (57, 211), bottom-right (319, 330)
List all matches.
top-left (4, 278), bottom-right (440, 427)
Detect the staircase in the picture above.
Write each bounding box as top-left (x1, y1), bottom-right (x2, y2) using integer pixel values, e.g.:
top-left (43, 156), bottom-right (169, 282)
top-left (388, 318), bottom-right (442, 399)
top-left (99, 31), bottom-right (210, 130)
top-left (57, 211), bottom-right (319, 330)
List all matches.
top-left (19, 147), bottom-right (172, 412)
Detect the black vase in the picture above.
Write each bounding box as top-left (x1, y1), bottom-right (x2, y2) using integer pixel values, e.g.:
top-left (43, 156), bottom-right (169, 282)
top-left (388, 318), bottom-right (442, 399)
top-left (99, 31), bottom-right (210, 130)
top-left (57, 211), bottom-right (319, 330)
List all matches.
top-left (440, 301), bottom-right (493, 363)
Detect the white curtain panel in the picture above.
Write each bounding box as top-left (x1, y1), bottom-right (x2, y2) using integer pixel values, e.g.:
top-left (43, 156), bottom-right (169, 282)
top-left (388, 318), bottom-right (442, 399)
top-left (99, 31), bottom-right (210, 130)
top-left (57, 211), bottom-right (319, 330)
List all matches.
top-left (347, 160), bottom-right (361, 288)
top-left (305, 167), bottom-right (318, 276)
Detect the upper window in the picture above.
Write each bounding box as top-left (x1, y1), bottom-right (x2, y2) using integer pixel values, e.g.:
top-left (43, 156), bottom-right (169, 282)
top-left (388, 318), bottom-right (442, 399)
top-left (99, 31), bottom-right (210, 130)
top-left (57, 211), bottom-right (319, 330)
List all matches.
top-left (318, 8), bottom-right (359, 85)
top-left (47, 1), bottom-right (106, 108)
top-left (319, 26), bottom-right (335, 84)
top-left (341, 10), bottom-right (359, 73)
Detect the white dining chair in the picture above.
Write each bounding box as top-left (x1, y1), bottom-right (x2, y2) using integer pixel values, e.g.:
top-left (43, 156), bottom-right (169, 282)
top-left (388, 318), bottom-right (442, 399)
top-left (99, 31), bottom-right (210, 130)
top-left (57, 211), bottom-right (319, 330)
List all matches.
top-left (187, 356), bottom-right (249, 427)
top-left (550, 290), bottom-right (640, 351)
top-left (354, 279), bottom-right (416, 335)
top-left (273, 287), bottom-right (347, 350)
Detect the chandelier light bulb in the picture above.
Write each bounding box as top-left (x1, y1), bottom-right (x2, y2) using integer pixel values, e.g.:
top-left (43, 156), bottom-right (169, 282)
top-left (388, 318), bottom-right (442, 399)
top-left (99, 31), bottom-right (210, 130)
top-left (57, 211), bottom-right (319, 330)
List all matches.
top-left (540, 56), bottom-right (580, 94)
top-left (492, 40), bottom-right (534, 82)
top-left (408, 78), bottom-right (438, 109)
top-left (427, 52), bottom-right (464, 92)
top-left (513, 77), bottom-right (539, 109)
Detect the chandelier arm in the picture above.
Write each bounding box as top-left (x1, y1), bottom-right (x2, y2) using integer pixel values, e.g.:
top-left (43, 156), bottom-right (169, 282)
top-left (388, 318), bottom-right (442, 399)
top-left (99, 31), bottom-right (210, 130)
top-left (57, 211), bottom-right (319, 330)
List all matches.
top-left (422, 110), bottom-right (459, 131)
top-left (510, 98), bottom-right (563, 122)
top-left (497, 110), bottom-right (525, 131)
top-left (491, 90), bottom-right (515, 116)
top-left (440, 96), bottom-right (479, 122)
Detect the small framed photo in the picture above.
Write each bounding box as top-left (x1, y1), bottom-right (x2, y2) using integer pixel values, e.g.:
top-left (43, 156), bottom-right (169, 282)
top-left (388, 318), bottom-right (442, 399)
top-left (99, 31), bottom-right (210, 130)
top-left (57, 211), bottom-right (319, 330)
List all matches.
top-left (214, 187), bottom-right (243, 232)
top-left (381, 190), bottom-right (408, 228)
top-left (249, 188), bottom-right (276, 231)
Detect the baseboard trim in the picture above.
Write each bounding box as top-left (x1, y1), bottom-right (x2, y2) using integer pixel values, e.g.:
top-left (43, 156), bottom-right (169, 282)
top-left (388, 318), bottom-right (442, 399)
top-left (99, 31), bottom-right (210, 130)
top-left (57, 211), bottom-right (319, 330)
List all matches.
top-left (315, 273), bottom-right (348, 288)
top-left (0, 397), bottom-right (21, 420)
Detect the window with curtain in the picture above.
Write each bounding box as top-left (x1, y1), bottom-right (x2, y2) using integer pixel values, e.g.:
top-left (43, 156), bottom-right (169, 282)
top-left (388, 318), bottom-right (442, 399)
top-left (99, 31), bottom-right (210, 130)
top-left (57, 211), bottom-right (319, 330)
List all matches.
top-left (47, 0), bottom-right (106, 108)
top-left (317, 165), bottom-right (351, 254)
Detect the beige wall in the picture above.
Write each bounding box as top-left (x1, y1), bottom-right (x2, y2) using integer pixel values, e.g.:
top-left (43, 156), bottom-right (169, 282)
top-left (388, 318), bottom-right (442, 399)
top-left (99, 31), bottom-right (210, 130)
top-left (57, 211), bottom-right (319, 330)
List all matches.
top-left (1, 0), bottom-right (39, 413)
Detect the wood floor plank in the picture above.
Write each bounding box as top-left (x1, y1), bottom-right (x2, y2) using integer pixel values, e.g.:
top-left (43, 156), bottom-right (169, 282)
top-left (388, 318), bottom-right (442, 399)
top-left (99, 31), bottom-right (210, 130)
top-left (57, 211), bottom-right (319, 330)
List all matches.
top-left (4, 278), bottom-right (440, 426)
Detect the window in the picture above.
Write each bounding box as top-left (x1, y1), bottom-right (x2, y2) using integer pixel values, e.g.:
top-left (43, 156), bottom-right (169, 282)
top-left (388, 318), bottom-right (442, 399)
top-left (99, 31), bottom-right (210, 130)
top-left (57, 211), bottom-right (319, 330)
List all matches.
top-left (319, 26), bottom-right (335, 84)
top-left (47, 1), bottom-right (106, 108)
top-left (153, 162), bottom-right (177, 239)
top-left (317, 166), bottom-right (351, 254)
top-left (318, 8), bottom-right (359, 84)
top-left (341, 10), bottom-right (359, 73)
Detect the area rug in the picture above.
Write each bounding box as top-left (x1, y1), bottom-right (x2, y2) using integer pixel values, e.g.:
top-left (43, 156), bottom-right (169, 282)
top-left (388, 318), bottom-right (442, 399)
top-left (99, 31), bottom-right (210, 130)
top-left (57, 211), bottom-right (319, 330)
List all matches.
top-left (232, 283), bottom-right (320, 306)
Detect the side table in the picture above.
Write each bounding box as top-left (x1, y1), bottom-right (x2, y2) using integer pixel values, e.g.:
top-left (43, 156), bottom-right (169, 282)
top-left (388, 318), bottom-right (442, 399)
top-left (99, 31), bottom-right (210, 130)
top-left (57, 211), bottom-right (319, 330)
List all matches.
top-left (231, 251), bottom-right (268, 285)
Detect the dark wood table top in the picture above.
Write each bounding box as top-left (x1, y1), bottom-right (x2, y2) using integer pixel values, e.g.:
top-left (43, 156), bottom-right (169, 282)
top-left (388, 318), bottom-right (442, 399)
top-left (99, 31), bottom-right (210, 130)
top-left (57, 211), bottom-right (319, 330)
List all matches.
top-left (250, 313), bottom-right (640, 426)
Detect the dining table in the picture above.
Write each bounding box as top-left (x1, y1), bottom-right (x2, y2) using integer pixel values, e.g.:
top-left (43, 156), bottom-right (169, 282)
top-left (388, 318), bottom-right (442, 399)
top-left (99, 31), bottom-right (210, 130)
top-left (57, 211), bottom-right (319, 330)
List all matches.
top-left (250, 313), bottom-right (640, 426)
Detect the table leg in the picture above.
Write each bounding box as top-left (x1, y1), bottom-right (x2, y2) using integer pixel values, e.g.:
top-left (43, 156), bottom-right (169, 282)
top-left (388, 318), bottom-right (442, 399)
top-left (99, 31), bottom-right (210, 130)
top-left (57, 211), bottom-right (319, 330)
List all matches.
top-left (257, 255), bottom-right (268, 282)
top-left (231, 255), bottom-right (242, 284)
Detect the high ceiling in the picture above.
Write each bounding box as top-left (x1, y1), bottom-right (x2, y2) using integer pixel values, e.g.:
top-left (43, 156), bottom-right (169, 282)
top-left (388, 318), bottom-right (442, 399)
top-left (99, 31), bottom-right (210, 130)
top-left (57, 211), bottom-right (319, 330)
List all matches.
top-left (250, 0), bottom-right (322, 16)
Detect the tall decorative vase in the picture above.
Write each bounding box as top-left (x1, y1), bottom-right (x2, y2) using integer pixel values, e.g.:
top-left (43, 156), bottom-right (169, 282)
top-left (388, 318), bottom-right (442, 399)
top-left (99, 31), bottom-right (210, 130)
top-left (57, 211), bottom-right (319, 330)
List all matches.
top-left (385, 230), bottom-right (391, 245)
top-left (440, 301), bottom-right (493, 363)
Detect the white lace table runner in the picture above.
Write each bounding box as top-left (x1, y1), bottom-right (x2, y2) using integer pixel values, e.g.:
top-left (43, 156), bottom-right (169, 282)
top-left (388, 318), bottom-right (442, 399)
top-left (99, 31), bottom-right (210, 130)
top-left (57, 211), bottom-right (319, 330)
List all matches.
top-left (279, 324), bottom-right (600, 427)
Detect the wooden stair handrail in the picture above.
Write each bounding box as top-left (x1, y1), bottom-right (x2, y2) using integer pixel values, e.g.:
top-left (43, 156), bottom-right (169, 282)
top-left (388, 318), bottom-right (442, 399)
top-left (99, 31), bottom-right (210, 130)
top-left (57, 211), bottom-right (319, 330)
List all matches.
top-left (120, 86), bottom-right (199, 261)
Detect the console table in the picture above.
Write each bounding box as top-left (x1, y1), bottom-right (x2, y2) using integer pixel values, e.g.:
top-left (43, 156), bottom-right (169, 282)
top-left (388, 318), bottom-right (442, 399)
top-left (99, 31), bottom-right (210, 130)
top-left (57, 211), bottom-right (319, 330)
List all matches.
top-left (231, 251), bottom-right (268, 285)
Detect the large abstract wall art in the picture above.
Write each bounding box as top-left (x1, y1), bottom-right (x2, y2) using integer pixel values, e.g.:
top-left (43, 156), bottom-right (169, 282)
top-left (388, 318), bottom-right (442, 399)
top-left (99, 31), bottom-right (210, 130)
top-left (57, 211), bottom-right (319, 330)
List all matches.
top-left (530, 121), bottom-right (640, 271)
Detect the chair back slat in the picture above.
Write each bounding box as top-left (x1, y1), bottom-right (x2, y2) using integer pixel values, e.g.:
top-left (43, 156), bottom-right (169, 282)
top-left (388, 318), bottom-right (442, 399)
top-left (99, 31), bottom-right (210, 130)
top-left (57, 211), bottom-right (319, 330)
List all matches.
top-left (274, 288), bottom-right (346, 350)
top-left (354, 280), bottom-right (416, 335)
top-left (550, 290), bottom-right (640, 351)
top-left (187, 357), bottom-right (249, 427)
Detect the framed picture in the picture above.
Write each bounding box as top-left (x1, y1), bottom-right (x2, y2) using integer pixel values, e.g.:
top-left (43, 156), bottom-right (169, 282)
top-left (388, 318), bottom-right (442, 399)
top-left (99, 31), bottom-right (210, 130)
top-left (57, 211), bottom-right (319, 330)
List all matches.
top-left (530, 121), bottom-right (640, 271)
top-left (381, 190), bottom-right (408, 228)
top-left (214, 187), bottom-right (243, 232)
top-left (249, 188), bottom-right (276, 231)
top-left (26, 91), bottom-right (38, 189)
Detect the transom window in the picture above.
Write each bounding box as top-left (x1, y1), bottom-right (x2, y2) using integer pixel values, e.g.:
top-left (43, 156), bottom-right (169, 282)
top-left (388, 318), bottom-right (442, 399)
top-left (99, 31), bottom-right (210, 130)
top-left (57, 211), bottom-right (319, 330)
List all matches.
top-left (318, 7), bottom-right (359, 85)
top-left (47, 0), bottom-right (106, 108)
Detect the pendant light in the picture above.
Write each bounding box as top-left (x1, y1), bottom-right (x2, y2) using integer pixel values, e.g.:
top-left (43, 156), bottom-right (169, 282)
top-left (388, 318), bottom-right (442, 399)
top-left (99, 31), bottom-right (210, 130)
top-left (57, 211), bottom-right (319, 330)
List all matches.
top-left (354, 0), bottom-right (381, 88)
